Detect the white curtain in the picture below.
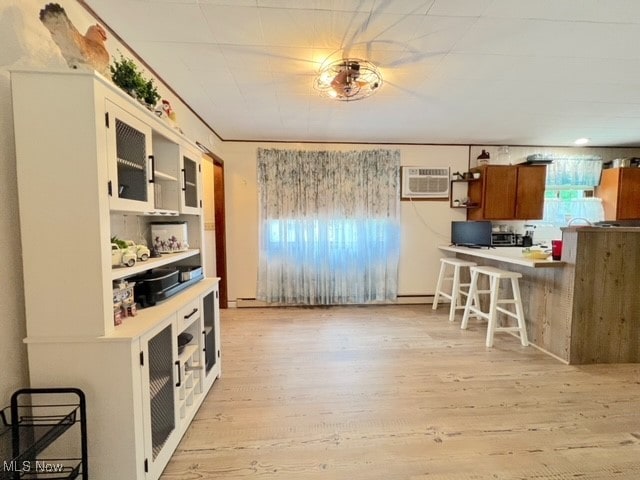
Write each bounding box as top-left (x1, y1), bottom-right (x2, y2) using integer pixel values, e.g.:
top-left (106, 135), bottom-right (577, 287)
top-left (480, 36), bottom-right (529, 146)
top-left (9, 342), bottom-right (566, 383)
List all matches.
top-left (256, 148), bottom-right (401, 305)
top-left (545, 155), bottom-right (603, 187)
top-left (540, 155), bottom-right (605, 226)
top-left (542, 197), bottom-right (604, 226)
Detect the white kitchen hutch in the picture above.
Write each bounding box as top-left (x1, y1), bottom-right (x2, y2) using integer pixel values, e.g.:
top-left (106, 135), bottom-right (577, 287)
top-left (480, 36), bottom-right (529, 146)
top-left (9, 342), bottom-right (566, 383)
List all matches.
top-left (12, 69), bottom-right (221, 480)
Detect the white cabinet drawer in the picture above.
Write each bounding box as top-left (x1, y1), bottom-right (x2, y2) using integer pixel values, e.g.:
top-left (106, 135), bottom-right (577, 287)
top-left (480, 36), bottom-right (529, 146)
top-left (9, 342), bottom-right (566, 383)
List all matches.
top-left (177, 298), bottom-right (200, 331)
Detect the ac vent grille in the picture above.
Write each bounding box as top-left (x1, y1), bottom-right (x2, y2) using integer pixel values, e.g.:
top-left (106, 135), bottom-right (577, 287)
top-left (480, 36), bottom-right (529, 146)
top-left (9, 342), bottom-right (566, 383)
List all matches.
top-left (416, 168), bottom-right (449, 176)
top-left (401, 166), bottom-right (450, 199)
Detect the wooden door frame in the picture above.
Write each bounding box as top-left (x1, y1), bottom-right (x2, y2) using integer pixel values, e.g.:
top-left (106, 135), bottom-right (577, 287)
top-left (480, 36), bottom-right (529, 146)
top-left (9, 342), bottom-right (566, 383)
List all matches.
top-left (211, 155), bottom-right (229, 308)
top-left (197, 146), bottom-right (229, 308)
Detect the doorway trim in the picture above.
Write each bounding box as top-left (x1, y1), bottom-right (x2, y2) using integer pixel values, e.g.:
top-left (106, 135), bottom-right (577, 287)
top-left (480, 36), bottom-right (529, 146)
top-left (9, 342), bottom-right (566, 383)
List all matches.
top-left (198, 140), bottom-right (229, 309)
top-left (211, 155), bottom-right (229, 308)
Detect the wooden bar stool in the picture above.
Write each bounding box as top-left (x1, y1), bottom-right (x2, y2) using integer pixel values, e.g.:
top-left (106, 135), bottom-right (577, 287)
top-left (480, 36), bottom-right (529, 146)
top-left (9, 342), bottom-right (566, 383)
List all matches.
top-left (460, 266), bottom-right (529, 348)
top-left (433, 258), bottom-right (477, 322)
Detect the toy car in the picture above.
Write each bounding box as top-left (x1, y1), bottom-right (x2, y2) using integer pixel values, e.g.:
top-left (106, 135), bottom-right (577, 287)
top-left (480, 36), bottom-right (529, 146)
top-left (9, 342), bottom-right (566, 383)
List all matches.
top-left (124, 240), bottom-right (151, 261)
top-left (111, 243), bottom-right (137, 267)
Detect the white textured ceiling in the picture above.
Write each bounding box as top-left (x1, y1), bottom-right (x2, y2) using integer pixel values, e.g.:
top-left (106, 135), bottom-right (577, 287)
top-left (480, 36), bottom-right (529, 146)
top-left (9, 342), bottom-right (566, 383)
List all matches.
top-left (83, 0), bottom-right (640, 146)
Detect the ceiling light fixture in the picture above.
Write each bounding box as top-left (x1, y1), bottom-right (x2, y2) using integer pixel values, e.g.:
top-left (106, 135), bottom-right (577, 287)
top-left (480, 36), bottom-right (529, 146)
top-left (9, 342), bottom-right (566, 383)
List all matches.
top-left (314, 58), bottom-right (382, 101)
top-left (574, 137), bottom-right (590, 145)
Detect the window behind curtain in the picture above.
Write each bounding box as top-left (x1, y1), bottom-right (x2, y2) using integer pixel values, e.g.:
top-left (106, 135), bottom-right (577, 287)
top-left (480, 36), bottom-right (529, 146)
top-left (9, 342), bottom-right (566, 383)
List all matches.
top-left (538, 156), bottom-right (604, 226)
top-left (256, 148), bottom-right (401, 305)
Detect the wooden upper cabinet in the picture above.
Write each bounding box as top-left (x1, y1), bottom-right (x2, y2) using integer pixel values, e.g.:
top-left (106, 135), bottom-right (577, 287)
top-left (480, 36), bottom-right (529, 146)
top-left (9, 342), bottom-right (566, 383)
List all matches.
top-left (515, 165), bottom-right (547, 219)
top-left (596, 167), bottom-right (640, 220)
top-left (467, 165), bottom-right (546, 220)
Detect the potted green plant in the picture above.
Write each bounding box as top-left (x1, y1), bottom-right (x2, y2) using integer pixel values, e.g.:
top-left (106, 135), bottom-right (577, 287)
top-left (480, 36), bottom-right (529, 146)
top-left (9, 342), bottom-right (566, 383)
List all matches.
top-left (110, 54), bottom-right (160, 109)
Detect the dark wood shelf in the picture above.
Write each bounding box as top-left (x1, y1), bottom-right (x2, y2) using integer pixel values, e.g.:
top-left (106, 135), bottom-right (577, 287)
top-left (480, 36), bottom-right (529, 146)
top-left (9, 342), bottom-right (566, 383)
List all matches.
top-left (450, 179), bottom-right (482, 209)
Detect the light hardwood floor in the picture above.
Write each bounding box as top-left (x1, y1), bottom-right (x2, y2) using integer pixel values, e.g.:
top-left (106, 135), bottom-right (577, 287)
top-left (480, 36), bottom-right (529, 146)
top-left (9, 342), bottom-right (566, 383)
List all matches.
top-left (161, 305), bottom-right (640, 480)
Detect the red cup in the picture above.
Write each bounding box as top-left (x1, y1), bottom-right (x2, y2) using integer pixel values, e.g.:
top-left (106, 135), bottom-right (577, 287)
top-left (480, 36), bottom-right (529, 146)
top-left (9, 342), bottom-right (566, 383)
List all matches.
top-left (551, 240), bottom-right (563, 260)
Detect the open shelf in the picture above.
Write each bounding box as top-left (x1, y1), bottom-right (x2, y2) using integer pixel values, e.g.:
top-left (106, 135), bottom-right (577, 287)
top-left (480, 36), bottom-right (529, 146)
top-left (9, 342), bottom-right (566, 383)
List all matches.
top-left (177, 344), bottom-right (199, 363)
top-left (111, 249), bottom-right (200, 281)
top-left (450, 178), bottom-right (482, 209)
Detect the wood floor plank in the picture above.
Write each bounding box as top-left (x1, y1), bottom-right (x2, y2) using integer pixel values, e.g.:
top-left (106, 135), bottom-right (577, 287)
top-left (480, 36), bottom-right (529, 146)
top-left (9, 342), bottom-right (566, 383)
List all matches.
top-left (160, 305), bottom-right (640, 479)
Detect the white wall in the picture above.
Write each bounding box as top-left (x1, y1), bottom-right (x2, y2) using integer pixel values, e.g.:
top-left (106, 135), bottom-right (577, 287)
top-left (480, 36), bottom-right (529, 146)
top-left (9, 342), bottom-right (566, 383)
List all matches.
top-left (0, 0), bottom-right (222, 404)
top-left (219, 142), bottom-right (470, 302)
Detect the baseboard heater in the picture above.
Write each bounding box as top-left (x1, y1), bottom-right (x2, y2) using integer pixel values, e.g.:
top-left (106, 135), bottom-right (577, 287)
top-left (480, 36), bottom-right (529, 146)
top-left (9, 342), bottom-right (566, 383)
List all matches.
top-left (234, 294), bottom-right (435, 308)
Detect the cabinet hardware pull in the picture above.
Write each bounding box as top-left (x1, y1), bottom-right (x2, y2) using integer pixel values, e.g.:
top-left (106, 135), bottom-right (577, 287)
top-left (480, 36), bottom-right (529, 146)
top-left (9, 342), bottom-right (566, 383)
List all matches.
top-left (202, 330), bottom-right (206, 354)
top-left (149, 155), bottom-right (155, 183)
top-left (182, 168), bottom-right (187, 192)
top-left (175, 361), bottom-right (181, 387)
top-left (184, 308), bottom-right (198, 320)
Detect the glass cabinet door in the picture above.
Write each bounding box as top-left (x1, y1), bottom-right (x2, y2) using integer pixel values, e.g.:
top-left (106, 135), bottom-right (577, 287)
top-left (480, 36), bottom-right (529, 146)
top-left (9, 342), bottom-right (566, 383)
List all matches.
top-left (180, 148), bottom-right (201, 214)
top-left (202, 289), bottom-right (217, 375)
top-left (106, 100), bottom-right (154, 212)
top-left (202, 285), bottom-right (221, 390)
top-left (140, 318), bottom-right (179, 478)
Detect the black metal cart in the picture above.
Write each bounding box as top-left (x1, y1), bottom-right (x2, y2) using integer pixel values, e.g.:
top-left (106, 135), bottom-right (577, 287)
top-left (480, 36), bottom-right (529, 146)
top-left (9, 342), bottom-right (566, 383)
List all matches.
top-left (0, 388), bottom-right (87, 480)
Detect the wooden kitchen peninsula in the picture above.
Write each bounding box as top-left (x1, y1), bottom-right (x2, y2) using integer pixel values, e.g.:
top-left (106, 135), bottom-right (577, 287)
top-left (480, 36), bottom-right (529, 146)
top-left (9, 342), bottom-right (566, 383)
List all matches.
top-left (439, 227), bottom-right (640, 364)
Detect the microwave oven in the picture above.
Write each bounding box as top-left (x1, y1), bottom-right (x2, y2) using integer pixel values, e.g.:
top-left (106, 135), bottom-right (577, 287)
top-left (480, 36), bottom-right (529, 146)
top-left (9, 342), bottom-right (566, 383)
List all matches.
top-left (491, 232), bottom-right (517, 246)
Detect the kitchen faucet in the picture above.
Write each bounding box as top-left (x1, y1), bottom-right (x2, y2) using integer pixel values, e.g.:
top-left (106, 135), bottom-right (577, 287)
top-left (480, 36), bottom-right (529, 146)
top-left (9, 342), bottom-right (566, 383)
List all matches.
top-left (567, 217), bottom-right (593, 226)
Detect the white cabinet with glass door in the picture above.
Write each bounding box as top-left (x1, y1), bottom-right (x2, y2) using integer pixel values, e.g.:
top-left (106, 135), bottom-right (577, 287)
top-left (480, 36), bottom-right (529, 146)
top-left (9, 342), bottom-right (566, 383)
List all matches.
top-left (12, 69), bottom-right (221, 480)
top-left (105, 100), bottom-right (154, 212)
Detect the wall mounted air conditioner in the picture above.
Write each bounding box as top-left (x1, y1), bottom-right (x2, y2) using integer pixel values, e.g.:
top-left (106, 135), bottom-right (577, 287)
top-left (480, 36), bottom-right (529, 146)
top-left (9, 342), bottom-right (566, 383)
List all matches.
top-left (401, 166), bottom-right (450, 199)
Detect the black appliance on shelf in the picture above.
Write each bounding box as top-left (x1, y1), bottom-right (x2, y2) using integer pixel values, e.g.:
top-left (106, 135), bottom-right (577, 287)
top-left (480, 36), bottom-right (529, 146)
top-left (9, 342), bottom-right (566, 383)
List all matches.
top-left (131, 267), bottom-right (203, 308)
top-left (490, 233), bottom-right (533, 247)
top-left (491, 232), bottom-right (517, 246)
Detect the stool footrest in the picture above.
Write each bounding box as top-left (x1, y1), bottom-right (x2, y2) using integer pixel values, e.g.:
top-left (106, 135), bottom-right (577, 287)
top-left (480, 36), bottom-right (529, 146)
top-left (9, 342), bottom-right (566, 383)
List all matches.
top-left (495, 307), bottom-right (518, 318)
top-left (465, 307), bottom-right (489, 321)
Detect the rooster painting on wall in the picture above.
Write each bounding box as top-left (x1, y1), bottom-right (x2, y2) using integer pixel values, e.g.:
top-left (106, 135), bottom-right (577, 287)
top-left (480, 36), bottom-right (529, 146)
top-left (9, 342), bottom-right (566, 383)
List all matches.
top-left (39, 3), bottom-right (110, 77)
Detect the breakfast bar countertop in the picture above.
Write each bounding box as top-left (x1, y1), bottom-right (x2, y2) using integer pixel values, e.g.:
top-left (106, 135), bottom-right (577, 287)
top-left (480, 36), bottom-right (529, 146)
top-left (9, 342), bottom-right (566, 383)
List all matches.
top-left (438, 245), bottom-right (565, 268)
